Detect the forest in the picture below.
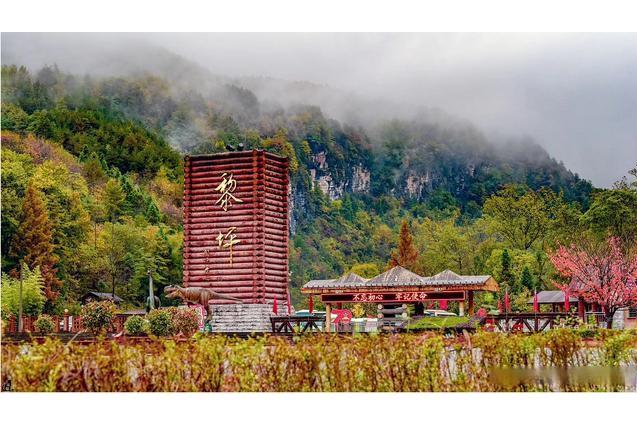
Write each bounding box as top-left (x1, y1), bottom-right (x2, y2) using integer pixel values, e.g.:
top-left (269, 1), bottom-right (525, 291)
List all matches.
top-left (2, 63), bottom-right (636, 317)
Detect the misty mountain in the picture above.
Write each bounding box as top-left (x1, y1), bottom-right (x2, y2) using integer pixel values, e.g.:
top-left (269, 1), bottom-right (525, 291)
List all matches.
top-left (1, 34), bottom-right (594, 220)
top-left (1, 36), bottom-right (602, 305)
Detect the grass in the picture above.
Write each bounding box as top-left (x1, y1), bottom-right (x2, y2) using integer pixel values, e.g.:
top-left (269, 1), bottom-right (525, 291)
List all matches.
top-left (406, 316), bottom-right (470, 330)
top-left (2, 330), bottom-right (636, 391)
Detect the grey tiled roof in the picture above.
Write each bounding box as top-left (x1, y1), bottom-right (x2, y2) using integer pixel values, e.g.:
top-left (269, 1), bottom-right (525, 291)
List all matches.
top-left (304, 272), bottom-right (367, 289)
top-left (83, 292), bottom-right (124, 303)
top-left (333, 272), bottom-right (368, 284)
top-left (421, 269), bottom-right (492, 286)
top-left (303, 267), bottom-right (492, 291)
top-left (526, 290), bottom-right (578, 304)
top-left (365, 266), bottom-right (424, 286)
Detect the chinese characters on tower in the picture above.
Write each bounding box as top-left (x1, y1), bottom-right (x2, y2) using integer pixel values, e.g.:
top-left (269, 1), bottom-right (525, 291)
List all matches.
top-left (214, 172), bottom-right (242, 265)
top-left (214, 172), bottom-right (243, 211)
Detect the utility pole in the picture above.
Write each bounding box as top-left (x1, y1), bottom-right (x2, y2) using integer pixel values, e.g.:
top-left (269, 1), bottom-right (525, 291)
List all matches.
top-left (18, 262), bottom-right (24, 333)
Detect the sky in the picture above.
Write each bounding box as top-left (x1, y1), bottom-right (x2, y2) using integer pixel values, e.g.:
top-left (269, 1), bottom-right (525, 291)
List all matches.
top-left (3, 33), bottom-right (636, 187)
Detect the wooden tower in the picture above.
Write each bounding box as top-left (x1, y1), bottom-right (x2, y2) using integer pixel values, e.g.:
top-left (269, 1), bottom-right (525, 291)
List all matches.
top-left (183, 150), bottom-right (290, 304)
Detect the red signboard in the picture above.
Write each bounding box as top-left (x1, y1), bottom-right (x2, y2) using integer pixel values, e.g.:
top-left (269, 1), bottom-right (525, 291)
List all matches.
top-left (321, 291), bottom-right (465, 303)
top-left (183, 151), bottom-right (290, 304)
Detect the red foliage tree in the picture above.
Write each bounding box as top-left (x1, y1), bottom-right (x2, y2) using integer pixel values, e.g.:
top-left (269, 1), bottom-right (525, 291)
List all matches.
top-left (550, 237), bottom-right (637, 328)
top-left (11, 184), bottom-right (62, 310)
top-left (388, 219), bottom-right (419, 271)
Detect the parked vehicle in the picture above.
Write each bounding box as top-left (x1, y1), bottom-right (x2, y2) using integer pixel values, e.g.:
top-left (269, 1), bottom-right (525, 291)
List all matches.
top-left (424, 309), bottom-right (458, 317)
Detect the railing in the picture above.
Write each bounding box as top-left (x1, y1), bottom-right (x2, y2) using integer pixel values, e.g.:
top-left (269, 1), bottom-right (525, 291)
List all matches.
top-left (270, 315), bottom-right (325, 334)
top-left (3, 313), bottom-right (141, 335)
top-left (485, 312), bottom-right (577, 333)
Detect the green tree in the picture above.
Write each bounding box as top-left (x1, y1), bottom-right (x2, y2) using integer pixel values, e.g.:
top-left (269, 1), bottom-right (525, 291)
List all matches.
top-left (120, 176), bottom-right (145, 216)
top-left (519, 266), bottom-right (534, 292)
top-left (83, 152), bottom-right (107, 187)
top-left (145, 199), bottom-right (162, 224)
top-left (103, 178), bottom-right (125, 222)
top-left (501, 249), bottom-right (514, 288)
top-left (349, 262), bottom-right (380, 278)
top-left (581, 189), bottom-right (637, 246)
top-left (483, 185), bottom-right (568, 250)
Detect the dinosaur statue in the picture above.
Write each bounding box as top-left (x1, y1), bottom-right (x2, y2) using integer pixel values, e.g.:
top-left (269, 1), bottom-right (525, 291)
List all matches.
top-left (164, 285), bottom-right (243, 324)
top-left (145, 295), bottom-right (161, 312)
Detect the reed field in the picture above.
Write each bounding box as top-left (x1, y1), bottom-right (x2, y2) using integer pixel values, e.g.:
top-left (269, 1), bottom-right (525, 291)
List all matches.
top-left (2, 329), bottom-right (637, 392)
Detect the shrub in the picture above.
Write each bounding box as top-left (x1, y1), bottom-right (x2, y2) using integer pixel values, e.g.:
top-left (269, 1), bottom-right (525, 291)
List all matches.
top-left (81, 301), bottom-right (116, 334)
top-left (124, 315), bottom-right (147, 336)
top-left (171, 308), bottom-right (200, 337)
top-left (147, 309), bottom-right (174, 336)
top-left (4, 333), bottom-right (636, 392)
top-left (0, 265), bottom-right (46, 319)
top-left (603, 332), bottom-right (636, 366)
top-left (34, 315), bottom-right (54, 334)
top-left (576, 325), bottom-right (599, 339)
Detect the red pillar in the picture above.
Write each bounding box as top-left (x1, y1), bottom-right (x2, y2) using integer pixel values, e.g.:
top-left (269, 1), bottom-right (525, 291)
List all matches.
top-left (578, 298), bottom-right (585, 320)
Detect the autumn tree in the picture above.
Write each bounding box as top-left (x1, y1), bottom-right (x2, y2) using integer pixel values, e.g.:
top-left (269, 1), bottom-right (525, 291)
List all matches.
top-left (388, 219), bottom-right (419, 271)
top-left (82, 152), bottom-right (107, 187)
top-left (103, 178), bottom-right (125, 222)
top-left (550, 237), bottom-right (637, 328)
top-left (11, 184), bottom-right (62, 309)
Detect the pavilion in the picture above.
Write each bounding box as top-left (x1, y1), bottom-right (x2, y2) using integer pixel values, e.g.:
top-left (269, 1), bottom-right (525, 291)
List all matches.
top-left (302, 266), bottom-right (499, 332)
top-left (526, 290), bottom-right (593, 320)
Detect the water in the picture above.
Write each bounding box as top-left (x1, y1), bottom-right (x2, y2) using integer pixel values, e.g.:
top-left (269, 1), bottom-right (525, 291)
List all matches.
top-left (489, 366), bottom-right (637, 390)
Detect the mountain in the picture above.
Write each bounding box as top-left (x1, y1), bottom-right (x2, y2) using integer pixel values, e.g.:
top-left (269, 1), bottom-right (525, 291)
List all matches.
top-left (1, 48), bottom-right (594, 310)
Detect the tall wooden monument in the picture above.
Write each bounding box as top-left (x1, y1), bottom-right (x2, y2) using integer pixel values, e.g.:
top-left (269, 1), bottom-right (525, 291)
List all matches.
top-left (183, 150), bottom-right (290, 305)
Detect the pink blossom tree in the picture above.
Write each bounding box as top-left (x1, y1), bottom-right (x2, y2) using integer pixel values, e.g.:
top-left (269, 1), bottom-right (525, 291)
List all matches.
top-left (550, 237), bottom-right (637, 328)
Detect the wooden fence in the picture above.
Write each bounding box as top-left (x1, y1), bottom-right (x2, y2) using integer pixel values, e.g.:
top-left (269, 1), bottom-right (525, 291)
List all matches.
top-left (270, 315), bottom-right (325, 335)
top-left (485, 312), bottom-right (577, 333)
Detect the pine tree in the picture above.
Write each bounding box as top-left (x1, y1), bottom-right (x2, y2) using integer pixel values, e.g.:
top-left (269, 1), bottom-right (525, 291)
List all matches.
top-left (120, 176), bottom-right (145, 216)
top-left (83, 152), bottom-right (107, 187)
top-left (145, 199), bottom-right (162, 224)
top-left (519, 266), bottom-right (534, 291)
top-left (500, 249), bottom-right (514, 288)
top-left (388, 219), bottom-right (419, 271)
top-left (11, 184), bottom-right (62, 308)
top-left (341, 195), bottom-right (356, 221)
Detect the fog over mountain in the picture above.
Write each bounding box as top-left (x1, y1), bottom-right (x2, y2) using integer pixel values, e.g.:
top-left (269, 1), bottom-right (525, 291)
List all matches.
top-left (3, 32), bottom-right (636, 187)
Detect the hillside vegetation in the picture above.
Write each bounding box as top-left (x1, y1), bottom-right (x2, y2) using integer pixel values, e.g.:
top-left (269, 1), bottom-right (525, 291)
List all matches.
top-left (2, 63), bottom-right (634, 315)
